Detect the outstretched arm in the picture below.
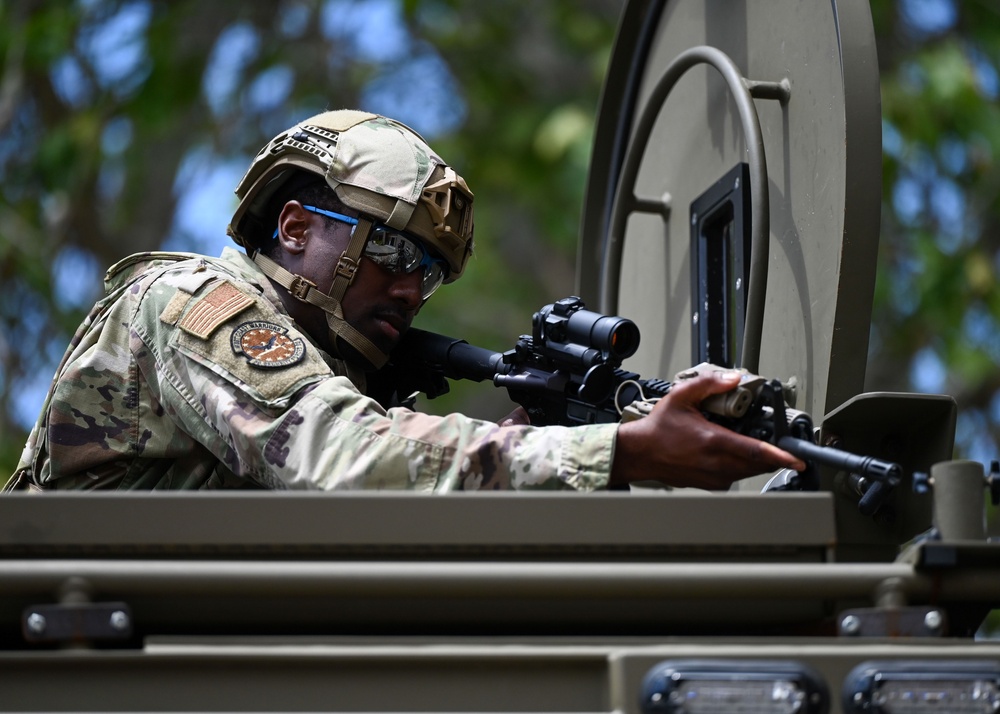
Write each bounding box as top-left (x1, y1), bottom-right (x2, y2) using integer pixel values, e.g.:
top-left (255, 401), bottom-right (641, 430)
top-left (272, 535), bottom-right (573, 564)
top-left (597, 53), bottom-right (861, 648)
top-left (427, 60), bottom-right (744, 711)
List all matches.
top-left (610, 369), bottom-right (806, 490)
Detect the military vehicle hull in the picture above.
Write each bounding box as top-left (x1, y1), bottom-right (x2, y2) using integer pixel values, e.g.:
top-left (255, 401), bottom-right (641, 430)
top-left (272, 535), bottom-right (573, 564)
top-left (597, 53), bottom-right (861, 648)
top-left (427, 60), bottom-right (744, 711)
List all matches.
top-left (2, 491), bottom-right (1000, 712)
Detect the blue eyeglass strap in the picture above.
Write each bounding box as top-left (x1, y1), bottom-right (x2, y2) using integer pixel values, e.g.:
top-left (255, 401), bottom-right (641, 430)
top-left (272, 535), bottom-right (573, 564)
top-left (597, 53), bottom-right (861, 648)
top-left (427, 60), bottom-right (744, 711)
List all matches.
top-left (303, 205), bottom-right (359, 226)
top-left (272, 205), bottom-right (359, 239)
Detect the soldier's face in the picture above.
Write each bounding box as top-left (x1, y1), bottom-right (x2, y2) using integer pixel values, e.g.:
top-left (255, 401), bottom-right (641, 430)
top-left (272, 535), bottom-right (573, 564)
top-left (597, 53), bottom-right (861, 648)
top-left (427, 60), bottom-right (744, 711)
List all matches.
top-left (303, 211), bottom-right (424, 355)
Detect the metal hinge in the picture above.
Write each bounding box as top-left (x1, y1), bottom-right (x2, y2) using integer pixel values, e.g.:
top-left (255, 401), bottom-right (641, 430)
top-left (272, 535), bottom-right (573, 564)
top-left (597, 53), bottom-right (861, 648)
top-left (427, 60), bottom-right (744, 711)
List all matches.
top-left (22, 602), bottom-right (133, 645)
top-left (838, 606), bottom-right (947, 638)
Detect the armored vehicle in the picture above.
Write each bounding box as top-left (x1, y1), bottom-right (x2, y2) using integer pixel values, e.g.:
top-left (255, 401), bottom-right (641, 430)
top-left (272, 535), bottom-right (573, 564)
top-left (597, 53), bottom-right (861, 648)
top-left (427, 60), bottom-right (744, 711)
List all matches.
top-left (3, 1), bottom-right (1000, 712)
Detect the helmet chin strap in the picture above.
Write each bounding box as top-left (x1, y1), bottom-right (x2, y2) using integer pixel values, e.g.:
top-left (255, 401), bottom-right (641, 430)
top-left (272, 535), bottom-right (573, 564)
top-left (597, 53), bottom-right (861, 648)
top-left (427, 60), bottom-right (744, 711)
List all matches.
top-left (252, 216), bottom-right (389, 371)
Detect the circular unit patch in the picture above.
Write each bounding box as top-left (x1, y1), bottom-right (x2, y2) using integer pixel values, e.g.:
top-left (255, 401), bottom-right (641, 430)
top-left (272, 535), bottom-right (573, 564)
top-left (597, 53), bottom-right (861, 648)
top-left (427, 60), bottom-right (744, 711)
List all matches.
top-left (231, 321), bottom-right (306, 369)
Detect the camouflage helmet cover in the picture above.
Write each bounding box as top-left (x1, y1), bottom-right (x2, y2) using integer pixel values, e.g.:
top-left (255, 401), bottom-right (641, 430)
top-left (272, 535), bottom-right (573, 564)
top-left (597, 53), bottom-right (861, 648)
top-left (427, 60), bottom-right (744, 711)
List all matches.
top-left (228, 110), bottom-right (474, 281)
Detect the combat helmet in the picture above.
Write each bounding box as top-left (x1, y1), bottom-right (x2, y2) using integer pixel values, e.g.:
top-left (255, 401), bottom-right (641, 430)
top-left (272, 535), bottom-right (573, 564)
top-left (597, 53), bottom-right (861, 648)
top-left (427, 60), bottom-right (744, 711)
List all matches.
top-left (228, 109), bottom-right (475, 370)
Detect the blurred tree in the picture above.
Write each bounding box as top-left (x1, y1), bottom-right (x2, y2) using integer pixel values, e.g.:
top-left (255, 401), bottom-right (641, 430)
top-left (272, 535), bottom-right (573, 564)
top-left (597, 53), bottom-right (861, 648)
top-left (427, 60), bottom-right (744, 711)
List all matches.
top-left (867, 0), bottom-right (1000, 471)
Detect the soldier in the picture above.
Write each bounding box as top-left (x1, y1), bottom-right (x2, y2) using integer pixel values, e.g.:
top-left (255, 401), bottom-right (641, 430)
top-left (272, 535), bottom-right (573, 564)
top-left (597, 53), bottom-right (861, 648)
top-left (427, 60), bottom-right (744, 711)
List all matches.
top-left (7, 110), bottom-right (804, 492)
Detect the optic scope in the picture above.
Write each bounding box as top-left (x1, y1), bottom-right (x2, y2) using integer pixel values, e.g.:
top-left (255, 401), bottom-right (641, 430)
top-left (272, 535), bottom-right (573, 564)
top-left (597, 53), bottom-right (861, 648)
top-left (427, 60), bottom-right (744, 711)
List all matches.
top-left (534, 297), bottom-right (640, 366)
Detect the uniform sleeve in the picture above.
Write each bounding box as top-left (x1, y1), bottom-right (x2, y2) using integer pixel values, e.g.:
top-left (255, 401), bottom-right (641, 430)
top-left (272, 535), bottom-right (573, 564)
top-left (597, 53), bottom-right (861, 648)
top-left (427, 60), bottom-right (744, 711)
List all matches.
top-left (133, 268), bottom-right (616, 492)
top-left (251, 380), bottom-right (617, 491)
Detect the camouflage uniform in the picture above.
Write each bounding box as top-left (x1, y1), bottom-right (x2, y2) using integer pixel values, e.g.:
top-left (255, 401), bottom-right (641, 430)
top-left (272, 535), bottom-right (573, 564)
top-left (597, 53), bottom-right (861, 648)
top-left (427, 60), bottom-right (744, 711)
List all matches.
top-left (10, 248), bottom-right (618, 491)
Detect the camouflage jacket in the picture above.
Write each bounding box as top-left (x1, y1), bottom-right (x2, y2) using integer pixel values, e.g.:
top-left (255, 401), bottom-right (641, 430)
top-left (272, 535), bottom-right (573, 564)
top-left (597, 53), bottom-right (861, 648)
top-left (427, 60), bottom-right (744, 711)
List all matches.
top-left (10, 248), bottom-right (617, 491)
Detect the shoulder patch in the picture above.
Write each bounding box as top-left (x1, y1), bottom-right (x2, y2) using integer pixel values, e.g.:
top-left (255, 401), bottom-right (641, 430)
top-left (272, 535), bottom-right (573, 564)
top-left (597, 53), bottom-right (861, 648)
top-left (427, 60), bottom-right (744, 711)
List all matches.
top-left (231, 321), bottom-right (307, 369)
top-left (178, 281), bottom-right (254, 339)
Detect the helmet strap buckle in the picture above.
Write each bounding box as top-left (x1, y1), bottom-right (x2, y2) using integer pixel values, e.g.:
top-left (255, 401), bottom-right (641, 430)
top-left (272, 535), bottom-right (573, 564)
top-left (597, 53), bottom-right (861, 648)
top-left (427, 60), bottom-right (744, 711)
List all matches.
top-left (289, 275), bottom-right (317, 301)
top-left (335, 254), bottom-right (359, 284)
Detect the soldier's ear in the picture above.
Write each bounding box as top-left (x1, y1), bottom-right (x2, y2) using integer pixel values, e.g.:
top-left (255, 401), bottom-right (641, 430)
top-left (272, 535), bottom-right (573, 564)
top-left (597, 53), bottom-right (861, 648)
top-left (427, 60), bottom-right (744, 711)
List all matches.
top-left (276, 201), bottom-right (311, 255)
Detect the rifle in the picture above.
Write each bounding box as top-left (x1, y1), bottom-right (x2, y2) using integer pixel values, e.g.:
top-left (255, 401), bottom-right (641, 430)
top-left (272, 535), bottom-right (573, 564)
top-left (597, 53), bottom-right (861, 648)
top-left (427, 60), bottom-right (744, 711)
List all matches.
top-left (388, 296), bottom-right (902, 499)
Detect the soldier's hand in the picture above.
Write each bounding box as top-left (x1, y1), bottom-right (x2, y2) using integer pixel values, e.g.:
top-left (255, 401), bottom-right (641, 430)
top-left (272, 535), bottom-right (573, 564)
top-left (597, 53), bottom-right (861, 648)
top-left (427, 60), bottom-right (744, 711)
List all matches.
top-left (610, 369), bottom-right (806, 490)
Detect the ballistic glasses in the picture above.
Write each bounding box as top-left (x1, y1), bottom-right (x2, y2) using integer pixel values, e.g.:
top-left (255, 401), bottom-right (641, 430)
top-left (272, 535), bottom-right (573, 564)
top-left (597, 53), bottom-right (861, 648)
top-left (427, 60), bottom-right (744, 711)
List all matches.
top-left (276, 205), bottom-right (449, 299)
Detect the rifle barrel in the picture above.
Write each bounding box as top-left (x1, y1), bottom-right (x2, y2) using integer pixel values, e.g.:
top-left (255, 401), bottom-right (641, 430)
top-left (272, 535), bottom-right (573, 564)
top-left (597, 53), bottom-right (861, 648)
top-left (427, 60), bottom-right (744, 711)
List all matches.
top-left (777, 436), bottom-right (902, 483)
top-left (396, 328), bottom-right (510, 382)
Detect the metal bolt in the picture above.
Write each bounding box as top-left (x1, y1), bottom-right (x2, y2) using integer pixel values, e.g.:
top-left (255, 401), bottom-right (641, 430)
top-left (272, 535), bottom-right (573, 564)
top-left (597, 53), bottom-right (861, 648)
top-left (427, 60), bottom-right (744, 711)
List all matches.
top-left (924, 610), bottom-right (943, 633)
top-left (109, 610), bottom-right (130, 631)
top-left (26, 612), bottom-right (46, 634)
top-left (691, 213), bottom-right (698, 225)
top-left (841, 614), bottom-right (861, 636)
top-left (692, 311), bottom-right (699, 325)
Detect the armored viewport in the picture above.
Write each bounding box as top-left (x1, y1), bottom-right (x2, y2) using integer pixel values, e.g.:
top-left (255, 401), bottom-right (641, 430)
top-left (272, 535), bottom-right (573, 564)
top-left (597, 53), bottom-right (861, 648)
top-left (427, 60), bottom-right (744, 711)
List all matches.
top-left (3, 1), bottom-right (1000, 713)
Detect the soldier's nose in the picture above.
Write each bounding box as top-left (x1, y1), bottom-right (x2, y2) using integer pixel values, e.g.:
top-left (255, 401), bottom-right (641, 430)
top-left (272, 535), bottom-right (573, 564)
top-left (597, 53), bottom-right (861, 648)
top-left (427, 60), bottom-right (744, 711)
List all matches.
top-left (390, 269), bottom-right (423, 309)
